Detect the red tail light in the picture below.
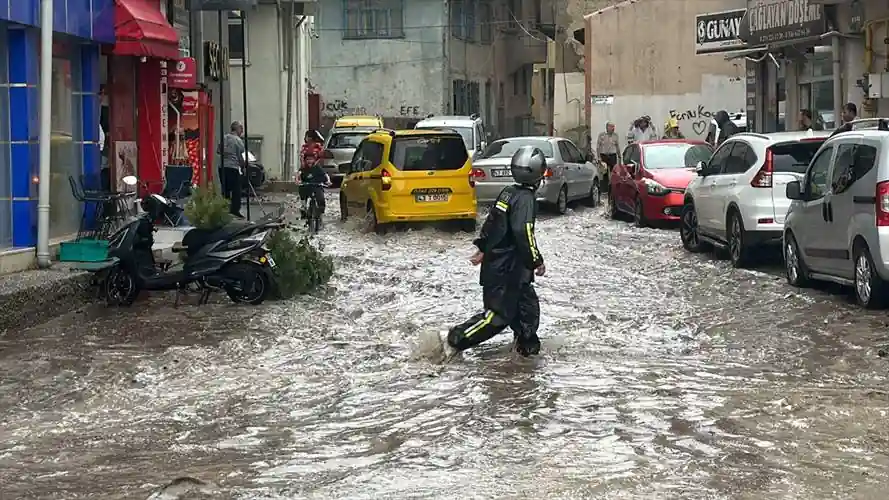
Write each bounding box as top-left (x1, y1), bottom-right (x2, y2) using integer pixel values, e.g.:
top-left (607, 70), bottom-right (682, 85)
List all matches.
top-left (877, 181), bottom-right (889, 226)
top-left (322, 150), bottom-right (334, 159)
top-left (751, 149), bottom-right (773, 188)
top-left (544, 167), bottom-right (553, 178)
top-left (469, 168), bottom-right (485, 187)
top-left (380, 169), bottom-right (392, 190)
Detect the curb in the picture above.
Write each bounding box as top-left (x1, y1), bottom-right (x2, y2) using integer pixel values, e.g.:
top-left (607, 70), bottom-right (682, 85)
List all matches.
top-left (0, 268), bottom-right (97, 334)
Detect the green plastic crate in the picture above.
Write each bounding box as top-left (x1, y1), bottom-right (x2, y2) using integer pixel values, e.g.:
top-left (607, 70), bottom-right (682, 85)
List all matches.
top-left (58, 239), bottom-right (110, 262)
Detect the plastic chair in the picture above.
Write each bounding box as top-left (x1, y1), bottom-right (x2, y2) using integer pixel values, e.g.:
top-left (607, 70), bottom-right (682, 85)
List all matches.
top-left (69, 175), bottom-right (113, 240)
top-left (162, 165), bottom-right (194, 201)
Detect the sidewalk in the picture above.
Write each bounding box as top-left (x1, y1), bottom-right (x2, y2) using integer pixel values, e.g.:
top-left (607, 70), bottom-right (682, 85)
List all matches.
top-left (0, 195), bottom-right (289, 335)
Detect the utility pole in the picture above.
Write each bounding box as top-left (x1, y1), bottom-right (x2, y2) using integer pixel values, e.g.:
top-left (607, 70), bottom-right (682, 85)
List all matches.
top-left (241, 10), bottom-right (251, 220)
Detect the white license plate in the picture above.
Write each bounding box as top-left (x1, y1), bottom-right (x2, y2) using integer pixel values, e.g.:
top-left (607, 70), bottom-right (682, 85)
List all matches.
top-left (267, 255), bottom-right (276, 268)
top-left (415, 194), bottom-right (449, 202)
top-left (491, 169), bottom-right (511, 177)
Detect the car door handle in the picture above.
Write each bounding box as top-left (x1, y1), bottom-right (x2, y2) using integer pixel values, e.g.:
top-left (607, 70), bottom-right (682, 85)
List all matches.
top-left (822, 201), bottom-right (831, 222)
top-left (826, 201), bottom-right (833, 222)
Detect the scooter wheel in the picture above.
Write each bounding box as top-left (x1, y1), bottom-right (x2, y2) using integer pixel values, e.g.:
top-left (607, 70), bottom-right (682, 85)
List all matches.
top-left (224, 262), bottom-right (271, 305)
top-left (105, 267), bottom-right (139, 306)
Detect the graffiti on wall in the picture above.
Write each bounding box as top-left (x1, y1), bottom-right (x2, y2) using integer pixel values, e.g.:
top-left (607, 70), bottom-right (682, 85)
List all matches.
top-left (669, 105), bottom-right (714, 136)
top-left (320, 98), bottom-right (427, 118)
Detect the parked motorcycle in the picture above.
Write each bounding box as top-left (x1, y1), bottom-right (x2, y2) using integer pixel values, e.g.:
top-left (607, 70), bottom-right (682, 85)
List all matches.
top-left (103, 197), bottom-right (284, 306)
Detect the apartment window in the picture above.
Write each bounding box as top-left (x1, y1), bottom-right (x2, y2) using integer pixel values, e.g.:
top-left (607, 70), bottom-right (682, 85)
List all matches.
top-left (506, 0), bottom-right (519, 30)
top-left (344, 0), bottom-right (404, 39)
top-left (479, 1), bottom-right (492, 43)
top-left (452, 80), bottom-right (480, 115)
top-left (451, 0), bottom-right (477, 41)
top-left (228, 11), bottom-right (246, 62)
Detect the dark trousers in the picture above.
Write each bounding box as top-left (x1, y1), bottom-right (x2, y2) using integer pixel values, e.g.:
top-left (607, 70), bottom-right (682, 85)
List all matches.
top-left (221, 168), bottom-right (242, 216)
top-left (600, 153), bottom-right (618, 169)
top-left (298, 185), bottom-right (326, 213)
top-left (448, 283), bottom-right (541, 355)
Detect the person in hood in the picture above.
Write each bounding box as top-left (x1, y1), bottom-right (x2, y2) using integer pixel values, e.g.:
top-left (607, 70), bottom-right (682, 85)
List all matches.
top-left (707, 110), bottom-right (739, 146)
top-left (444, 145), bottom-right (547, 359)
top-left (627, 116), bottom-right (658, 144)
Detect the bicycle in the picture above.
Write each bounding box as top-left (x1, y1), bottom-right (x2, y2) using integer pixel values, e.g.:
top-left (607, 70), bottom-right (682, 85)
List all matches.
top-left (299, 182), bottom-right (328, 234)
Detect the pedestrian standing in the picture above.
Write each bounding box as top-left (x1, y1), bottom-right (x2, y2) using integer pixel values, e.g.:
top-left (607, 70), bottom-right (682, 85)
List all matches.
top-left (596, 122), bottom-right (620, 171)
top-left (799, 109), bottom-right (823, 131)
top-left (444, 145), bottom-right (546, 359)
top-left (662, 118), bottom-right (684, 139)
top-left (830, 102), bottom-right (858, 137)
top-left (628, 116), bottom-right (658, 144)
top-left (221, 121), bottom-right (246, 218)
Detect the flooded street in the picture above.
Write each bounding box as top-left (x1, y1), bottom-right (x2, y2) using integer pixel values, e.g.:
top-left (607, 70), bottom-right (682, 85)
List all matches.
top-left (3, 192), bottom-right (889, 499)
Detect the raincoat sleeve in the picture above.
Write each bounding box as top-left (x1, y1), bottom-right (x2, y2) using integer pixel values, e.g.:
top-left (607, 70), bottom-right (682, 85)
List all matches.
top-left (473, 191), bottom-right (511, 252)
top-left (508, 192), bottom-right (544, 270)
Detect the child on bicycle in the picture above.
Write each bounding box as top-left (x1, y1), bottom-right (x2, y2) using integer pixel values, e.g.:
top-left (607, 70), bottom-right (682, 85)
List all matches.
top-left (298, 129), bottom-right (330, 220)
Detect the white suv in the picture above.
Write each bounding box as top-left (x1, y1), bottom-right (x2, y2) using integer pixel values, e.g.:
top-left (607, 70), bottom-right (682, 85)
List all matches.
top-left (680, 131), bottom-right (830, 267)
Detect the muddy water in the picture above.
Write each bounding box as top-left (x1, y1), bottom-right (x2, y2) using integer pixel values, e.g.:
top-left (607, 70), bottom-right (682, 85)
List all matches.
top-left (2, 193), bottom-right (889, 499)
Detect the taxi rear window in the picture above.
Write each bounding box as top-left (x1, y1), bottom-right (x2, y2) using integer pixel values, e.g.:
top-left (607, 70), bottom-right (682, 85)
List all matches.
top-left (389, 135), bottom-right (468, 171)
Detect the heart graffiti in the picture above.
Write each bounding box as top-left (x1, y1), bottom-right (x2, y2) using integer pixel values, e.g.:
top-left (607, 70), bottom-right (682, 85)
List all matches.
top-left (691, 120), bottom-right (708, 135)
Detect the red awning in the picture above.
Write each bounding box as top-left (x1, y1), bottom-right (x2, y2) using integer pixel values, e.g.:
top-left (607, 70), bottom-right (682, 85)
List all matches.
top-left (112, 0), bottom-right (180, 60)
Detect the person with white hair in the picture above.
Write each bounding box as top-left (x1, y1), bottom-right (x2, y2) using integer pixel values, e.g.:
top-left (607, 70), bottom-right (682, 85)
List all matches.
top-left (221, 121), bottom-right (246, 218)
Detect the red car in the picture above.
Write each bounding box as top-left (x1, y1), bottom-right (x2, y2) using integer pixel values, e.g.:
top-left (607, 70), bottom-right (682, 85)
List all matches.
top-left (608, 139), bottom-right (713, 226)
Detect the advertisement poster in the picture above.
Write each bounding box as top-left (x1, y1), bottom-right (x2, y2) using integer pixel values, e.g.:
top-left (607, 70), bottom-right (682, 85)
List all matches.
top-left (115, 141), bottom-right (138, 193)
top-left (167, 89), bottom-right (202, 182)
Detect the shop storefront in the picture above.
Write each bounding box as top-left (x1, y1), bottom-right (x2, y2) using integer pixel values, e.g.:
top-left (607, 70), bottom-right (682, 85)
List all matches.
top-left (0, 1), bottom-right (114, 248)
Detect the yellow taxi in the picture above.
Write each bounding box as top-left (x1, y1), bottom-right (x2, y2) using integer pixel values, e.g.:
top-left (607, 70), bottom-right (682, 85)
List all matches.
top-left (332, 115), bottom-right (384, 130)
top-left (339, 129), bottom-right (478, 233)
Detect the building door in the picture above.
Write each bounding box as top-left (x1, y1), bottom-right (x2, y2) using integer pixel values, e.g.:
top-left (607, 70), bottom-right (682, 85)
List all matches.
top-left (798, 50), bottom-right (835, 129)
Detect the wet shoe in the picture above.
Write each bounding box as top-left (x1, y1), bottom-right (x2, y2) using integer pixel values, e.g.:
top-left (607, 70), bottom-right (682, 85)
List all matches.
top-left (515, 340), bottom-right (540, 357)
top-left (440, 330), bottom-right (459, 363)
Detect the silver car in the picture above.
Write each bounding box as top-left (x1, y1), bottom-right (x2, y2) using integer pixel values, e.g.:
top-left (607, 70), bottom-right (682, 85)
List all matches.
top-left (472, 136), bottom-right (602, 214)
top-left (319, 127), bottom-right (377, 182)
top-left (783, 123), bottom-right (889, 308)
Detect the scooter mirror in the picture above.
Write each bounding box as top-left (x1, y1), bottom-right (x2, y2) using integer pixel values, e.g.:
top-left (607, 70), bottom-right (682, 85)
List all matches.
top-left (122, 175), bottom-right (138, 186)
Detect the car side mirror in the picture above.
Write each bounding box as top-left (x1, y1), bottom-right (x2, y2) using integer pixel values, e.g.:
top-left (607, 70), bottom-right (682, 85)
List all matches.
top-left (785, 180), bottom-right (803, 200)
top-left (627, 161), bottom-right (638, 174)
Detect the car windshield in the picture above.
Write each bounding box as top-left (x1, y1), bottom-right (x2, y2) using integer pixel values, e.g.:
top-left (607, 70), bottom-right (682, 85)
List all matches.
top-left (769, 140), bottom-right (825, 173)
top-left (417, 126), bottom-right (473, 150)
top-left (327, 133), bottom-right (366, 149)
top-left (480, 139), bottom-right (554, 159)
top-left (390, 135), bottom-right (469, 171)
top-left (643, 143), bottom-right (713, 169)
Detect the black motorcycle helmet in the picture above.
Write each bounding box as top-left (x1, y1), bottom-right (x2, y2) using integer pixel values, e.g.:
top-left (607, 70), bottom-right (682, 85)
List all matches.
top-left (510, 146), bottom-right (547, 187)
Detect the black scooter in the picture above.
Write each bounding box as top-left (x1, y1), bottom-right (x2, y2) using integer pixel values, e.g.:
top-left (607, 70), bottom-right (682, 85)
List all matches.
top-left (103, 194), bottom-right (284, 306)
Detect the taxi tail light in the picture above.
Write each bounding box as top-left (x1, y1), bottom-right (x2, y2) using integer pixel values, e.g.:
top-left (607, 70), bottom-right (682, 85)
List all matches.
top-left (381, 169), bottom-right (392, 191)
top-left (544, 167), bottom-right (553, 178)
top-left (322, 150), bottom-right (334, 159)
top-left (750, 149), bottom-right (773, 188)
top-left (877, 181), bottom-right (889, 226)
top-left (470, 168), bottom-right (485, 187)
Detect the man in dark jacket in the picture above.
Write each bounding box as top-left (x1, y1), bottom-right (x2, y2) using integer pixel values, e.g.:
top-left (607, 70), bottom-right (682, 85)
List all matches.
top-left (708, 110), bottom-right (739, 146)
top-left (445, 145), bottom-right (547, 358)
top-left (830, 102), bottom-right (858, 137)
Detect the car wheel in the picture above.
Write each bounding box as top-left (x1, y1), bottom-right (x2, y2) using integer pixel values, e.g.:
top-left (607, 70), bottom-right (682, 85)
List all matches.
top-left (608, 191), bottom-right (619, 219)
top-left (784, 232), bottom-right (810, 287)
top-left (633, 197), bottom-right (646, 227)
top-left (680, 203), bottom-right (709, 253)
top-left (556, 186), bottom-right (568, 215)
top-left (727, 210), bottom-right (750, 268)
top-left (365, 203), bottom-right (386, 235)
top-left (586, 180), bottom-right (601, 207)
top-left (853, 242), bottom-right (889, 308)
top-left (339, 192), bottom-right (348, 222)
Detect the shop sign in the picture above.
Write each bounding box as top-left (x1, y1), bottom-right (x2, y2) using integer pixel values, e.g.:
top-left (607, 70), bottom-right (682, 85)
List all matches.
top-left (741, 0), bottom-right (826, 45)
top-left (203, 41), bottom-right (229, 81)
top-left (160, 61), bottom-right (170, 168)
top-left (696, 9), bottom-right (748, 55)
top-left (188, 0), bottom-right (257, 10)
top-left (170, 57), bottom-right (197, 88)
top-left (745, 63), bottom-right (757, 132)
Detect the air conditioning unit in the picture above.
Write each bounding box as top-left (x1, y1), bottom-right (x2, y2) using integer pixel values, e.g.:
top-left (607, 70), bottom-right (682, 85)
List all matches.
top-left (867, 73), bottom-right (889, 99)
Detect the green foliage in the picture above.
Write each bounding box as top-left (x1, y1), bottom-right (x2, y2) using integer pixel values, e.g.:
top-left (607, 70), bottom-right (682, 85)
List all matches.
top-left (267, 230), bottom-right (335, 298)
top-left (184, 185), bottom-right (233, 230)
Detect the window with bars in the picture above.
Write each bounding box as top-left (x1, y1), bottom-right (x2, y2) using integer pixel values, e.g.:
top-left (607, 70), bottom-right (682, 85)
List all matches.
top-left (452, 79), bottom-right (480, 115)
top-left (343, 0), bottom-right (404, 39)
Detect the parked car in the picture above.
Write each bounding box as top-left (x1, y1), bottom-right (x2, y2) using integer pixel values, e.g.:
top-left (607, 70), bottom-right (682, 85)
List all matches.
top-left (471, 136), bottom-right (601, 214)
top-left (783, 128), bottom-right (889, 308)
top-left (339, 129), bottom-right (477, 233)
top-left (679, 131), bottom-right (830, 268)
top-left (332, 115), bottom-right (383, 130)
top-left (414, 114), bottom-right (487, 160)
top-left (608, 139), bottom-right (713, 225)
top-left (320, 127), bottom-right (376, 184)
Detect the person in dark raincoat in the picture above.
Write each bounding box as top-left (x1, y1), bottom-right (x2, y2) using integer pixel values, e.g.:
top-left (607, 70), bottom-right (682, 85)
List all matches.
top-left (445, 145), bottom-right (547, 358)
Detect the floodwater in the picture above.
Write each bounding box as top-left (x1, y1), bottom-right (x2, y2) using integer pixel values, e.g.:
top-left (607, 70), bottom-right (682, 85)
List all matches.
top-left (2, 192), bottom-right (889, 499)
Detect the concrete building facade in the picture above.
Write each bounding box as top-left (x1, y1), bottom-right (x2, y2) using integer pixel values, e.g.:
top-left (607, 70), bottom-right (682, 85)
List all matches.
top-left (229, 1), bottom-right (314, 181)
top-left (582, 0), bottom-right (747, 144)
top-left (311, 0), bottom-right (550, 138)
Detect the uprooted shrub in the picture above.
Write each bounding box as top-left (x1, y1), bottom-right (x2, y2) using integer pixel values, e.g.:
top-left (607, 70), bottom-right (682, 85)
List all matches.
top-left (184, 185), bottom-right (233, 230)
top-left (267, 229), bottom-right (335, 298)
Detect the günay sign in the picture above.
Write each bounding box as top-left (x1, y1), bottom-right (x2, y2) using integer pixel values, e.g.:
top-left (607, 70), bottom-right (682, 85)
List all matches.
top-left (695, 8), bottom-right (747, 55)
top-left (742, 0), bottom-right (825, 45)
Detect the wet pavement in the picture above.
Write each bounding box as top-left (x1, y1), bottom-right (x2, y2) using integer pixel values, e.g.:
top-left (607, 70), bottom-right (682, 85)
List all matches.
top-left (2, 191), bottom-right (889, 499)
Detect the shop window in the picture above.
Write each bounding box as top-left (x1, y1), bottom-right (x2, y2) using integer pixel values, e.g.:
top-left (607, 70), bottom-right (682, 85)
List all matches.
top-left (799, 51), bottom-right (835, 129)
top-left (49, 54), bottom-right (83, 240)
top-left (0, 27), bottom-right (9, 248)
top-left (228, 11), bottom-right (247, 62)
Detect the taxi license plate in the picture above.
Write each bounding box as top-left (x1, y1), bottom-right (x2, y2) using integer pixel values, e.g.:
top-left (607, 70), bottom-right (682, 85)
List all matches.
top-left (415, 194), bottom-right (449, 202)
top-left (267, 255), bottom-right (277, 268)
top-left (491, 169), bottom-right (511, 177)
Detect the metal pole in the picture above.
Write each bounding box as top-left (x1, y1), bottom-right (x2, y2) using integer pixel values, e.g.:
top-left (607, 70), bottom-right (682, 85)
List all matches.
top-left (37, 0), bottom-right (53, 268)
top-left (832, 36), bottom-right (842, 126)
top-left (241, 11), bottom-right (251, 220)
top-left (218, 11), bottom-right (225, 191)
